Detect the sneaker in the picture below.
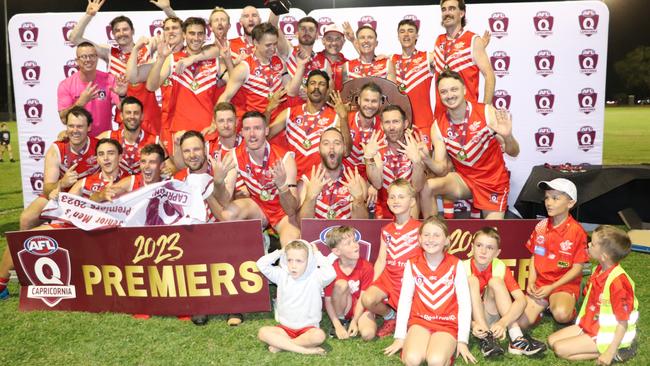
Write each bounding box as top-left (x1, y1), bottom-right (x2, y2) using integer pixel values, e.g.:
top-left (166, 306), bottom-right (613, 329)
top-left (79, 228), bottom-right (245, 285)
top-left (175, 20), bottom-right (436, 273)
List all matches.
top-left (0, 287), bottom-right (8, 300)
top-left (614, 342), bottom-right (637, 362)
top-left (191, 314), bottom-right (209, 326)
top-left (377, 318), bottom-right (396, 338)
top-left (10, 159), bottom-right (15, 163)
top-left (479, 332), bottom-right (505, 358)
top-left (227, 313), bottom-right (243, 326)
top-left (329, 318), bottom-right (351, 337)
top-left (508, 334), bottom-right (546, 356)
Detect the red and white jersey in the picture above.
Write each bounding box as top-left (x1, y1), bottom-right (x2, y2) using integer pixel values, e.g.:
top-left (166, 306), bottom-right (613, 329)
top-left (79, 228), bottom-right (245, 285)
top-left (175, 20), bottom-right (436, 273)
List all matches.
top-left (229, 36), bottom-right (255, 60)
top-left (109, 129), bottom-right (159, 175)
top-left (344, 111), bottom-right (383, 178)
top-left (408, 252), bottom-right (461, 336)
top-left (286, 104), bottom-right (339, 176)
top-left (232, 55), bottom-right (286, 121)
top-left (381, 218), bottom-right (422, 285)
top-left (346, 57), bottom-right (390, 79)
top-left (286, 47), bottom-right (330, 85)
top-left (324, 258), bottom-right (374, 299)
top-left (233, 142), bottom-right (293, 227)
top-left (433, 102), bottom-right (508, 186)
top-left (173, 166), bottom-right (217, 223)
top-left (80, 171), bottom-right (124, 199)
top-left (432, 30), bottom-right (480, 111)
top-left (392, 50), bottom-right (434, 136)
top-left (168, 50), bottom-right (220, 132)
top-left (108, 46), bottom-right (162, 135)
top-left (53, 137), bottom-right (99, 181)
top-left (318, 51), bottom-right (348, 91)
top-left (375, 147), bottom-right (414, 219)
top-left (206, 134), bottom-right (243, 161)
top-left (301, 168), bottom-right (353, 219)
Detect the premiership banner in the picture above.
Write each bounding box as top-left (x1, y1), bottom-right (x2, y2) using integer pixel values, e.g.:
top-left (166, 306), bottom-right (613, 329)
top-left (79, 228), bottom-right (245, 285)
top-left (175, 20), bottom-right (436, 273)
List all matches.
top-left (41, 179), bottom-right (209, 230)
top-left (302, 219), bottom-right (538, 289)
top-left (7, 221), bottom-right (270, 315)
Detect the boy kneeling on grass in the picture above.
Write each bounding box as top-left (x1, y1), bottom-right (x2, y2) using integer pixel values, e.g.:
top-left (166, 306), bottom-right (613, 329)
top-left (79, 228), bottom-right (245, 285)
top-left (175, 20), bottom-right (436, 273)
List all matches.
top-left (549, 225), bottom-right (638, 365)
top-left (257, 239), bottom-right (336, 355)
top-left (324, 226), bottom-right (376, 340)
top-left (464, 227), bottom-right (545, 358)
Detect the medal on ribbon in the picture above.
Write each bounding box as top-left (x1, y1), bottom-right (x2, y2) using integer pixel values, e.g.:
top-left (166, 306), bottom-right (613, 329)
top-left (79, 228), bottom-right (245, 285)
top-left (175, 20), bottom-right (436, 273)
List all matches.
top-left (191, 80), bottom-right (199, 91)
top-left (327, 209), bottom-right (336, 219)
top-left (398, 83), bottom-right (407, 94)
top-left (302, 139), bottom-right (312, 149)
top-left (260, 189), bottom-right (271, 201)
top-left (457, 149), bottom-right (467, 161)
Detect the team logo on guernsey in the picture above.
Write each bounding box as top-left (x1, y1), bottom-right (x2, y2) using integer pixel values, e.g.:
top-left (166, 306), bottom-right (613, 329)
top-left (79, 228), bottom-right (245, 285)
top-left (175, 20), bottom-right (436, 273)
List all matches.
top-left (313, 226), bottom-right (373, 261)
top-left (30, 172), bottom-right (44, 193)
top-left (578, 88), bottom-right (597, 114)
top-left (488, 12), bottom-right (509, 38)
top-left (24, 99), bottom-right (43, 124)
top-left (19, 22), bottom-right (39, 48)
top-left (62, 21), bottom-right (77, 47)
top-left (317, 17), bottom-right (334, 36)
top-left (149, 19), bottom-right (164, 37)
top-left (21, 61), bottom-right (41, 87)
top-left (280, 15), bottom-right (298, 40)
top-left (534, 127), bottom-right (554, 153)
top-left (535, 89), bottom-right (555, 115)
top-left (534, 50), bottom-right (555, 77)
top-left (577, 126), bottom-right (596, 152)
top-left (63, 59), bottom-right (79, 78)
top-left (579, 49), bottom-right (599, 76)
top-left (579, 9), bottom-right (599, 37)
top-left (17, 235), bottom-right (76, 307)
top-left (490, 193), bottom-right (498, 203)
top-left (358, 15), bottom-right (377, 30)
top-left (27, 136), bottom-right (46, 161)
top-left (105, 25), bottom-right (117, 46)
top-left (493, 90), bottom-right (511, 110)
top-left (490, 51), bottom-right (510, 78)
top-left (403, 14), bottom-right (421, 29)
top-left (533, 11), bottom-right (554, 38)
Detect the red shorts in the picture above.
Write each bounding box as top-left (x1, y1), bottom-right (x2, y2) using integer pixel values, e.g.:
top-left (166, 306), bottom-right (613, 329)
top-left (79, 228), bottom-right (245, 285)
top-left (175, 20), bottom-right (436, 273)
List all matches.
top-left (408, 318), bottom-right (458, 340)
top-left (531, 280), bottom-right (580, 301)
top-left (372, 271), bottom-right (400, 310)
top-left (277, 324), bottom-right (316, 339)
top-left (457, 174), bottom-right (509, 212)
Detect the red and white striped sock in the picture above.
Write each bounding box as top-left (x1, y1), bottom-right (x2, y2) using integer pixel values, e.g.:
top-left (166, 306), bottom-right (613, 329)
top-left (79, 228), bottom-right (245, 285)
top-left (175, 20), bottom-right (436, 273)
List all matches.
top-left (0, 277), bottom-right (9, 292)
top-left (443, 200), bottom-right (455, 219)
top-left (469, 200), bottom-right (481, 219)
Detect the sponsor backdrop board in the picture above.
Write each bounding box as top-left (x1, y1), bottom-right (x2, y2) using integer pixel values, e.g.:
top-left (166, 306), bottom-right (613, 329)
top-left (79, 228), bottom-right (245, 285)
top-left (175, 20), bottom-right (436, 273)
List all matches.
top-left (8, 220), bottom-right (269, 314)
top-left (9, 2), bottom-right (607, 214)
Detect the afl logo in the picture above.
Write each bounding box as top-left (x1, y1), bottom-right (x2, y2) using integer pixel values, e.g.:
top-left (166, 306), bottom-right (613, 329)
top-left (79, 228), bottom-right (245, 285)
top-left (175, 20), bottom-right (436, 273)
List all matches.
top-left (24, 236), bottom-right (59, 255)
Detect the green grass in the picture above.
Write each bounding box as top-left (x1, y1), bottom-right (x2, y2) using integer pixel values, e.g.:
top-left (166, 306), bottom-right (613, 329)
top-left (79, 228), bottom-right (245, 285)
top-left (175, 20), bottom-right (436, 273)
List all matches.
top-left (2, 109), bottom-right (650, 365)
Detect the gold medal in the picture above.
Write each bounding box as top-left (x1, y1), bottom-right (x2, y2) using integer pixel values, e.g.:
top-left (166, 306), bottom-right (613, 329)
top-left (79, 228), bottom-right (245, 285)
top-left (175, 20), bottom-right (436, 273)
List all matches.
top-left (399, 83), bottom-right (407, 93)
top-left (268, 92), bottom-right (274, 99)
top-left (457, 149), bottom-right (467, 161)
top-left (191, 81), bottom-right (199, 91)
top-left (260, 189), bottom-right (271, 201)
top-left (327, 209), bottom-right (336, 219)
top-left (303, 139), bottom-right (312, 149)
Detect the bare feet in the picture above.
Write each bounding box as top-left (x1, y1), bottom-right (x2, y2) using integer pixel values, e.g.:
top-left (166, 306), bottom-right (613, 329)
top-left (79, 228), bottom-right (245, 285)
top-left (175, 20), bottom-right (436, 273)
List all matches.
top-left (268, 346), bottom-right (281, 353)
top-left (304, 347), bottom-right (327, 355)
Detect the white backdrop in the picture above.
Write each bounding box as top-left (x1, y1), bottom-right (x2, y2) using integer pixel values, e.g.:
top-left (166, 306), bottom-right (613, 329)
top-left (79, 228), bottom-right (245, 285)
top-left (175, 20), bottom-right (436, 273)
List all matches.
top-left (9, 1), bottom-right (608, 214)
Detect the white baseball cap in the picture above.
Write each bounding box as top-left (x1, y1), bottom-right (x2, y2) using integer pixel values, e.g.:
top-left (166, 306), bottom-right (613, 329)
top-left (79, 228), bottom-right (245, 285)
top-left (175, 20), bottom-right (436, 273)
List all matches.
top-left (323, 23), bottom-right (344, 36)
top-left (537, 178), bottom-right (577, 201)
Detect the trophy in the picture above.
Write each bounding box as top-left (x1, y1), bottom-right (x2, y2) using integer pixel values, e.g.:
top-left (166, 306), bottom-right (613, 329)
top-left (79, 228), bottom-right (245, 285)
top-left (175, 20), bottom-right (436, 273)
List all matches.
top-left (265, 0), bottom-right (292, 15)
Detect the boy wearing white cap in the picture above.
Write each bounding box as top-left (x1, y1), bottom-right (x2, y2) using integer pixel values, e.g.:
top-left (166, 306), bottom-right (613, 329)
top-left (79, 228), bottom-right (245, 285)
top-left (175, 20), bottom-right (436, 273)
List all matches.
top-left (517, 178), bottom-right (589, 329)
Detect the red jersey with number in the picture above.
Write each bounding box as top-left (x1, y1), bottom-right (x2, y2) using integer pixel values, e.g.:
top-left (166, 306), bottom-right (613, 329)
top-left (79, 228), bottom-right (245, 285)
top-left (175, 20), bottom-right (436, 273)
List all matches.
top-left (525, 216), bottom-right (589, 288)
top-left (229, 36), bottom-right (255, 60)
top-left (233, 142), bottom-right (293, 226)
top-left (346, 57), bottom-right (389, 79)
top-left (324, 258), bottom-right (374, 300)
top-left (392, 50), bottom-right (434, 137)
top-left (375, 147), bottom-right (413, 219)
top-left (168, 50), bottom-right (219, 132)
top-left (434, 102), bottom-right (508, 186)
top-left (286, 104), bottom-right (339, 176)
top-left (108, 46), bottom-right (162, 135)
top-left (381, 218), bottom-right (422, 285)
top-left (301, 168), bottom-right (353, 219)
top-left (232, 55), bottom-right (286, 122)
top-left (432, 30), bottom-right (480, 114)
top-left (206, 134), bottom-right (242, 161)
top-left (344, 111), bottom-right (383, 178)
top-left (80, 171), bottom-right (124, 199)
top-left (579, 264), bottom-right (636, 337)
top-left (53, 137), bottom-right (99, 182)
top-left (109, 129), bottom-right (159, 174)
top-left (407, 252), bottom-right (460, 335)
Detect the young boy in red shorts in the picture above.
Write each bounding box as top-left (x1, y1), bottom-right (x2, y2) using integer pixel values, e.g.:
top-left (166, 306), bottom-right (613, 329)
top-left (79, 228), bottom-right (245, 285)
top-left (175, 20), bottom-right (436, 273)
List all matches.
top-left (361, 179), bottom-right (421, 338)
top-left (323, 225), bottom-right (375, 340)
top-left (549, 225), bottom-right (638, 364)
top-left (465, 227), bottom-right (546, 358)
top-left (518, 178), bottom-right (589, 328)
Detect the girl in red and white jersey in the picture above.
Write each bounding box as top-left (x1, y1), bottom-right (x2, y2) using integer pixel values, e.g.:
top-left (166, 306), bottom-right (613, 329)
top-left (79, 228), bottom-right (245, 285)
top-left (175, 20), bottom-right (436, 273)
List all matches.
top-left (384, 216), bottom-right (476, 365)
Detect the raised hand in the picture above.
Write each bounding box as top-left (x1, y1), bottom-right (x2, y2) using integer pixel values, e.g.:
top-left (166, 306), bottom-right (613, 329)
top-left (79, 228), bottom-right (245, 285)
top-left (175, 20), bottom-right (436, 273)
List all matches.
top-left (208, 153), bottom-right (236, 185)
top-left (149, 0), bottom-right (171, 10)
top-left (296, 48), bottom-right (310, 67)
top-left (60, 163), bottom-right (79, 189)
top-left (329, 90), bottom-right (351, 119)
top-left (200, 124), bottom-right (217, 137)
top-left (78, 82), bottom-right (99, 105)
top-left (342, 21), bottom-right (355, 43)
top-left (397, 129), bottom-right (422, 164)
top-left (305, 165), bottom-right (331, 200)
top-left (481, 30), bottom-right (492, 48)
top-left (271, 161), bottom-right (288, 189)
top-left (112, 75), bottom-right (128, 97)
top-left (99, 181), bottom-right (119, 202)
top-left (361, 130), bottom-right (387, 160)
top-left (86, 0), bottom-right (105, 16)
top-left (134, 36), bottom-right (149, 51)
top-left (267, 87), bottom-right (287, 111)
top-left (493, 108), bottom-right (513, 138)
top-left (156, 34), bottom-right (173, 59)
top-left (342, 166), bottom-right (367, 203)
top-left (367, 185), bottom-right (378, 208)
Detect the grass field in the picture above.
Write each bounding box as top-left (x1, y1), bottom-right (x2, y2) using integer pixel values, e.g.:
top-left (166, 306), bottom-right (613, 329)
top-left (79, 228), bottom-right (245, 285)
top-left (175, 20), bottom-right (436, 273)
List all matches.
top-left (1, 107), bottom-right (649, 365)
